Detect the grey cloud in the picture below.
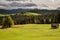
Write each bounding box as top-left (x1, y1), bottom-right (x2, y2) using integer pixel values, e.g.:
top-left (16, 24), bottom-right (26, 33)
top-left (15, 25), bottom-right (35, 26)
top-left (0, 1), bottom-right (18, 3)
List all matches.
top-left (9, 2), bottom-right (36, 7)
top-left (56, 7), bottom-right (60, 10)
top-left (0, 2), bottom-right (37, 7)
top-left (6, 0), bottom-right (26, 1)
top-left (0, 0), bottom-right (60, 10)
top-left (39, 4), bottom-right (48, 7)
top-left (0, 4), bottom-right (7, 6)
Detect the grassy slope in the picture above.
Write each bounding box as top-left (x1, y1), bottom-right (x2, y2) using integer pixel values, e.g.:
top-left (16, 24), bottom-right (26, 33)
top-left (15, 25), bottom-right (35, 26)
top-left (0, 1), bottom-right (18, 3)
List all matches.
top-left (23, 12), bottom-right (41, 16)
top-left (0, 24), bottom-right (60, 40)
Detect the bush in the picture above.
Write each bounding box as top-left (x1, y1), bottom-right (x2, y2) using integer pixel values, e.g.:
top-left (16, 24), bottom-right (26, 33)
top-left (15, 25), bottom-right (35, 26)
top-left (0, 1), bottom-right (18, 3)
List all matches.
top-left (51, 23), bottom-right (59, 29)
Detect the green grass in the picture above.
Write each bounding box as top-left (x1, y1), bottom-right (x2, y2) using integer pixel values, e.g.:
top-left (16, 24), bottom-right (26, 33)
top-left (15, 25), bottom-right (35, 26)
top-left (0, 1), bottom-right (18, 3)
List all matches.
top-left (23, 12), bottom-right (41, 16)
top-left (0, 14), bottom-right (15, 17)
top-left (0, 24), bottom-right (60, 40)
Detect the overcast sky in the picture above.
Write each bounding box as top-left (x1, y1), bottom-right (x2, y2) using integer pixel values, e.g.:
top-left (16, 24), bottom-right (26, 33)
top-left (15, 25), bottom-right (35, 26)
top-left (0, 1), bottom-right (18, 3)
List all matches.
top-left (0, 0), bottom-right (60, 10)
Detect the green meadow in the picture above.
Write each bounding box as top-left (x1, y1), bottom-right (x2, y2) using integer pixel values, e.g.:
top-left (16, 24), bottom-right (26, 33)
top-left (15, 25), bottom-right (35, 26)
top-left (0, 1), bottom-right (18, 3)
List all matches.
top-left (0, 24), bottom-right (60, 40)
top-left (23, 12), bottom-right (41, 16)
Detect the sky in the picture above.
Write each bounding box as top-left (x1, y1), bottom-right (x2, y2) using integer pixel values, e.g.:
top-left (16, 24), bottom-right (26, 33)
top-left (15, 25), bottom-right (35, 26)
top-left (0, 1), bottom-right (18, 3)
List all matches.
top-left (0, 0), bottom-right (60, 10)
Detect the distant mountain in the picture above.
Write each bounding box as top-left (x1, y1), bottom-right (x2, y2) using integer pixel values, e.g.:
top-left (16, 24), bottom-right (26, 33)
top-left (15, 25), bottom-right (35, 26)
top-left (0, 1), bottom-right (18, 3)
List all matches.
top-left (0, 8), bottom-right (60, 14)
top-left (0, 8), bottom-right (36, 14)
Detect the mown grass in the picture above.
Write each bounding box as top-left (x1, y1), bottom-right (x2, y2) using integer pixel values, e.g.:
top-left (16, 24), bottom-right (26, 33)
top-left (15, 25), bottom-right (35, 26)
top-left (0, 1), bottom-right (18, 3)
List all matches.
top-left (0, 24), bottom-right (60, 40)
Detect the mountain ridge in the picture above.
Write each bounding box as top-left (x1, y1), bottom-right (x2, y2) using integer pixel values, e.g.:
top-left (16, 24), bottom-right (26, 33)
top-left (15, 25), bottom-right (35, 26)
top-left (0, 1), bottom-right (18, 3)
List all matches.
top-left (0, 9), bottom-right (60, 14)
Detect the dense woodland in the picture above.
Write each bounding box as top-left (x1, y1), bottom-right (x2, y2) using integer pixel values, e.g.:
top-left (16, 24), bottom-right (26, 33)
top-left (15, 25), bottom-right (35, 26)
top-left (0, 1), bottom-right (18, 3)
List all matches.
top-left (0, 10), bottom-right (60, 26)
top-left (0, 12), bottom-right (60, 25)
top-left (11, 13), bottom-right (59, 24)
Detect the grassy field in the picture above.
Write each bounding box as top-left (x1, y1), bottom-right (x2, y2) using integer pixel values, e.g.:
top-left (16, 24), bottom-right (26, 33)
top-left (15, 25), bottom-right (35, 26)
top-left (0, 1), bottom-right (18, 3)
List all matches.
top-left (23, 12), bottom-right (41, 16)
top-left (0, 24), bottom-right (60, 40)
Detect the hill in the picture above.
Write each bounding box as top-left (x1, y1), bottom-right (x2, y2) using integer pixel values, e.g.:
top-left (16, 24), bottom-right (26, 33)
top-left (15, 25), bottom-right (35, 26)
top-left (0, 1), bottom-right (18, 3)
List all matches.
top-left (22, 12), bottom-right (42, 16)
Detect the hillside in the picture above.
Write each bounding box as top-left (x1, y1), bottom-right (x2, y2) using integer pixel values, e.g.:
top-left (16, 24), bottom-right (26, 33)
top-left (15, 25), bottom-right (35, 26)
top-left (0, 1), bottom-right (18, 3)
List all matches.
top-left (22, 12), bottom-right (42, 16)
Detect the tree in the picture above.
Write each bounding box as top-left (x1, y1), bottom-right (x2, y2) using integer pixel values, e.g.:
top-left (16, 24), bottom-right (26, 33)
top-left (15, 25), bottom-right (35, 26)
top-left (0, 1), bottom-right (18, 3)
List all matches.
top-left (1, 15), bottom-right (14, 29)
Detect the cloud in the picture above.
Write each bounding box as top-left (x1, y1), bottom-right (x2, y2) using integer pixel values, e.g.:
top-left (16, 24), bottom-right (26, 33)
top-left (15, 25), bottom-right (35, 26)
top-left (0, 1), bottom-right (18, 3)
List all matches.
top-left (0, 0), bottom-right (60, 10)
top-left (9, 2), bottom-right (37, 7)
top-left (6, 0), bottom-right (25, 1)
top-left (0, 0), bottom-right (37, 9)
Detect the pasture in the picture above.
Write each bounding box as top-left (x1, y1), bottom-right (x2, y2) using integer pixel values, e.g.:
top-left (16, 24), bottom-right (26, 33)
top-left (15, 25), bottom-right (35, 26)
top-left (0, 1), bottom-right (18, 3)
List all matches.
top-left (0, 24), bottom-right (60, 40)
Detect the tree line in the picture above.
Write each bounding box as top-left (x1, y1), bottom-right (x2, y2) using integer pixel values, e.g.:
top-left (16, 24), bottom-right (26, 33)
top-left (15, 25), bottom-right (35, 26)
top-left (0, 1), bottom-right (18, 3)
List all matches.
top-left (10, 13), bottom-right (59, 24)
